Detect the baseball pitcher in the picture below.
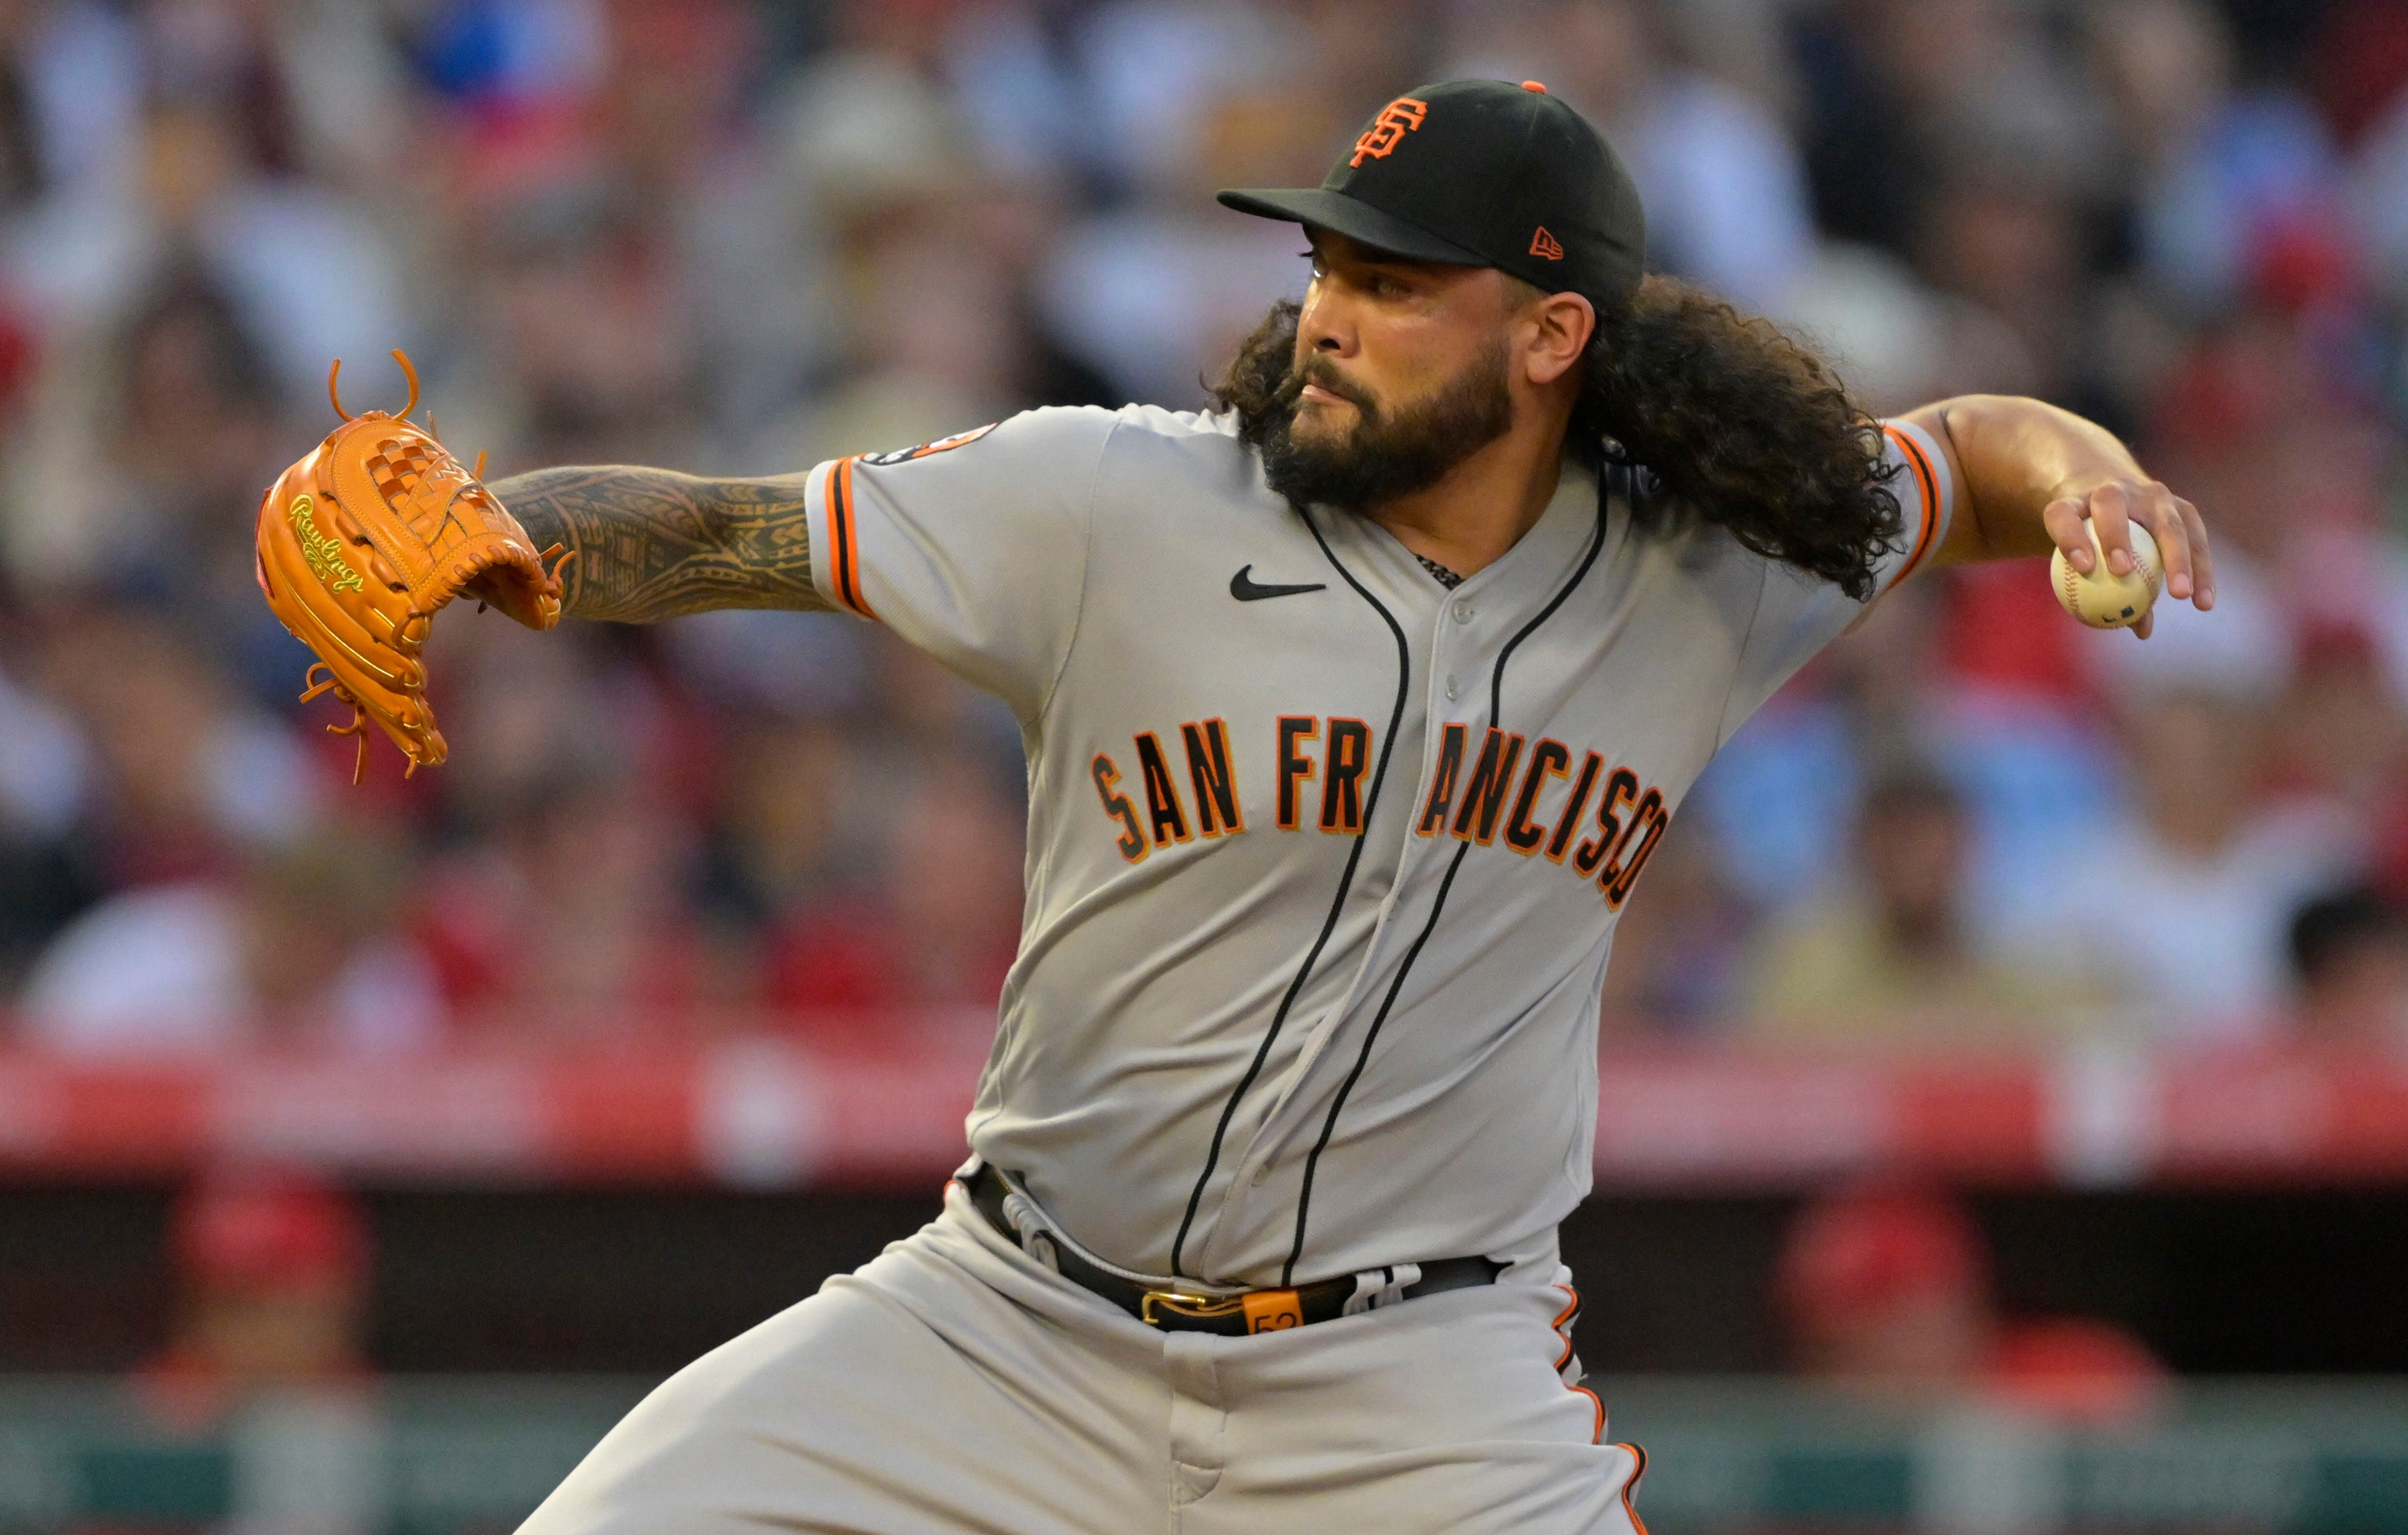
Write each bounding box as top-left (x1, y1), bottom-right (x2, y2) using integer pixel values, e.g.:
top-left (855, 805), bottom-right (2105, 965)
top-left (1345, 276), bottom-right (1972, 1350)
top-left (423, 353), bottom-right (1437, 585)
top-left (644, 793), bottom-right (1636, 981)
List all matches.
top-left (255, 80), bottom-right (2211, 1534)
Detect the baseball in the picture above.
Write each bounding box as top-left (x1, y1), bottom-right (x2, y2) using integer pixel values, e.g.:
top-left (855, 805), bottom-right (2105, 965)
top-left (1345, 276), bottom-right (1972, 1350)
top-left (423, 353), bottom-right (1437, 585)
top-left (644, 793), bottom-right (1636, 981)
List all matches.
top-left (2051, 519), bottom-right (2161, 629)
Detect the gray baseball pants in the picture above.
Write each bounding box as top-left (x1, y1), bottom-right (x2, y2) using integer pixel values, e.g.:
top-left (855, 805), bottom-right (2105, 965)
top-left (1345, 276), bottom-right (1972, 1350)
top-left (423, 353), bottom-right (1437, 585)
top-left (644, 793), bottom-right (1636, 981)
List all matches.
top-left (517, 1181), bottom-right (1648, 1533)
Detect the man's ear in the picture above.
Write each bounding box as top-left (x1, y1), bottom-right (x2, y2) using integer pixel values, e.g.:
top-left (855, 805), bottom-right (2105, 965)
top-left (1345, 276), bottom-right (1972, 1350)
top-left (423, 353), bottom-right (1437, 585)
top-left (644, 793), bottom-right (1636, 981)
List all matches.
top-left (1524, 292), bottom-right (1594, 386)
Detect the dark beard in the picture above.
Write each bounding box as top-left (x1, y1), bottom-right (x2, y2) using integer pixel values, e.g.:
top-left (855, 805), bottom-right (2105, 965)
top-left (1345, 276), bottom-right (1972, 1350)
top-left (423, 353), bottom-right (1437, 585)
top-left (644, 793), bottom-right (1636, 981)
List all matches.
top-left (1243, 330), bottom-right (1516, 514)
top-left (1213, 286), bottom-right (1909, 603)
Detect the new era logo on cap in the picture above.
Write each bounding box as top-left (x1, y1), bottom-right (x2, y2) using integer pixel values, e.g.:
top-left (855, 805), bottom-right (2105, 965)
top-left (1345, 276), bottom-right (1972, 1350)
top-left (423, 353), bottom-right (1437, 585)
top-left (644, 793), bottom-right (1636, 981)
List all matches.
top-left (1529, 226), bottom-right (1564, 260)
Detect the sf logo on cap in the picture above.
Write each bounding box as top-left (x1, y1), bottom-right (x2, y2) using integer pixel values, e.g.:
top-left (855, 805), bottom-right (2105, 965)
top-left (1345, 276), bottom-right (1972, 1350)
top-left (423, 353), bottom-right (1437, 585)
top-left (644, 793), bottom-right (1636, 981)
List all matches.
top-left (1350, 97), bottom-right (1428, 166)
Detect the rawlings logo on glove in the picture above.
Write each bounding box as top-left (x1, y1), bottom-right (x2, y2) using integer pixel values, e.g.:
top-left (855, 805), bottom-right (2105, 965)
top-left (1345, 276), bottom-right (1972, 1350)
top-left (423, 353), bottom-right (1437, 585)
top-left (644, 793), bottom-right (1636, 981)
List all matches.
top-left (286, 494), bottom-right (365, 593)
top-left (254, 351), bottom-right (573, 783)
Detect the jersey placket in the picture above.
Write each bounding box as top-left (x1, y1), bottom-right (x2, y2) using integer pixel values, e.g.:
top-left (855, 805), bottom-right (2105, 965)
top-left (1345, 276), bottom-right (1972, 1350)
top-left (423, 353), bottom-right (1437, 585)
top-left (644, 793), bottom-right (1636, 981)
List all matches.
top-left (1188, 518), bottom-right (1439, 1281)
top-left (1202, 495), bottom-right (1587, 1284)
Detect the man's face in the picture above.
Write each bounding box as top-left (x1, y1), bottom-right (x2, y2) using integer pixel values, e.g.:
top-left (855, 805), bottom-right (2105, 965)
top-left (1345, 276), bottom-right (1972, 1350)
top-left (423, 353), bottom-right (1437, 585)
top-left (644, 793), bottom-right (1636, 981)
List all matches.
top-left (1259, 230), bottom-right (1522, 513)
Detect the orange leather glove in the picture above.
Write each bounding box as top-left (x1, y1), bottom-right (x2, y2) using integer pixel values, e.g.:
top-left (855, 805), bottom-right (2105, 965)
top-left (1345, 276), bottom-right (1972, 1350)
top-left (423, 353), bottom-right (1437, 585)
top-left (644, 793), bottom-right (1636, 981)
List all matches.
top-left (254, 351), bottom-right (570, 782)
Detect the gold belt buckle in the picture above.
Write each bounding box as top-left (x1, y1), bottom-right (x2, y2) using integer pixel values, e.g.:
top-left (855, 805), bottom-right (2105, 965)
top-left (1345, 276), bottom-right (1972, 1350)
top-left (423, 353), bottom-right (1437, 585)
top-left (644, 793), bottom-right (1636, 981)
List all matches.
top-left (1140, 1286), bottom-right (1304, 1333)
top-left (1139, 1288), bottom-right (1238, 1326)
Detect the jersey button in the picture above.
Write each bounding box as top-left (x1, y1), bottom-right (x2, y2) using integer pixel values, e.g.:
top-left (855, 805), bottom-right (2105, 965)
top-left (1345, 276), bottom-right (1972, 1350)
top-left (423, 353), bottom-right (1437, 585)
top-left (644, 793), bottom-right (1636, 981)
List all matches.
top-left (1452, 598), bottom-right (1475, 623)
top-left (1250, 1166), bottom-right (1270, 1187)
top-left (1444, 674), bottom-right (1460, 700)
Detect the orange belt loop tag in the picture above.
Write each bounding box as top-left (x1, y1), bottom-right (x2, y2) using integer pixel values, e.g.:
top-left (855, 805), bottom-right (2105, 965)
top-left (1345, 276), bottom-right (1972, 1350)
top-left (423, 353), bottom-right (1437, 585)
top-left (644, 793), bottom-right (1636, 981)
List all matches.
top-left (1242, 1289), bottom-right (1304, 1334)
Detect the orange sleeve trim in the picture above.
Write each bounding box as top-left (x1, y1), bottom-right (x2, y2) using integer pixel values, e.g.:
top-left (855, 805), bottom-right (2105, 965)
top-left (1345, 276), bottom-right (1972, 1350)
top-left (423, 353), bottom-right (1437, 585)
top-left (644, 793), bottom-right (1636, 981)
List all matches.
top-left (824, 455), bottom-right (876, 620)
top-left (1882, 424), bottom-right (1942, 587)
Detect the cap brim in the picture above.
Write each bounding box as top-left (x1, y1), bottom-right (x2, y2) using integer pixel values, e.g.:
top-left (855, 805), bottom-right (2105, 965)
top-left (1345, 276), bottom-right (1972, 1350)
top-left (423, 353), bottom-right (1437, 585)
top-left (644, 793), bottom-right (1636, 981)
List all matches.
top-left (1216, 187), bottom-right (1488, 268)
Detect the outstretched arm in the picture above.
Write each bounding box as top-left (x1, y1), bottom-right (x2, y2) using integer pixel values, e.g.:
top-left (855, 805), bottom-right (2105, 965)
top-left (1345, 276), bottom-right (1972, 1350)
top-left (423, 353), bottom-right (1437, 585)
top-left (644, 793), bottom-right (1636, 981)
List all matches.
top-left (491, 465), bottom-right (831, 622)
top-left (1904, 394), bottom-right (2214, 638)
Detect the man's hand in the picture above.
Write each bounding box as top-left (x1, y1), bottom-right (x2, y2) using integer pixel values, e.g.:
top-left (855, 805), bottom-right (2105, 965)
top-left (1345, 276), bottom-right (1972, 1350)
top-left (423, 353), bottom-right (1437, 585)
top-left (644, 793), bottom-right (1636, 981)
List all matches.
top-left (1912, 395), bottom-right (2215, 640)
top-left (2040, 476), bottom-right (2215, 639)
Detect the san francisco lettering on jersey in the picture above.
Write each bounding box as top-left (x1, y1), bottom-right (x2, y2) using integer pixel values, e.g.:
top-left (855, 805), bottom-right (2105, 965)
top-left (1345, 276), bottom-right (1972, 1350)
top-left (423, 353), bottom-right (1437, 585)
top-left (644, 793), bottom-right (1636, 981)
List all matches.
top-left (1089, 714), bottom-right (1667, 906)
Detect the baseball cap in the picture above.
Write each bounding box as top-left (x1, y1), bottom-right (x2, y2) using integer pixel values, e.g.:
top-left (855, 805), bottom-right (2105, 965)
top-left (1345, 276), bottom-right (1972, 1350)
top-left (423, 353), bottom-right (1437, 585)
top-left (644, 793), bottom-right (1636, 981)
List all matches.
top-left (1219, 79), bottom-right (1647, 316)
top-left (172, 1167), bottom-right (370, 1293)
top-left (1776, 1181), bottom-right (1987, 1330)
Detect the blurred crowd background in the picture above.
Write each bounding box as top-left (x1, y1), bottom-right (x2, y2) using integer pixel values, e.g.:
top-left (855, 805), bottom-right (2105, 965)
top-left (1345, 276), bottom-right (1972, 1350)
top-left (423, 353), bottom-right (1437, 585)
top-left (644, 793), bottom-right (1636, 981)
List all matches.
top-left (2, 0), bottom-right (2407, 1067)
top-left (4, 0), bottom-right (2408, 1058)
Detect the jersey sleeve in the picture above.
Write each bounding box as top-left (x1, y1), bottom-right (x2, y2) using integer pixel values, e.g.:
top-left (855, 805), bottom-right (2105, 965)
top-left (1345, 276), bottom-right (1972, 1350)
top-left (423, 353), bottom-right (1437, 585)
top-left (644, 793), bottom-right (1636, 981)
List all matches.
top-left (1713, 417), bottom-right (1955, 744)
top-left (804, 405), bottom-right (1118, 719)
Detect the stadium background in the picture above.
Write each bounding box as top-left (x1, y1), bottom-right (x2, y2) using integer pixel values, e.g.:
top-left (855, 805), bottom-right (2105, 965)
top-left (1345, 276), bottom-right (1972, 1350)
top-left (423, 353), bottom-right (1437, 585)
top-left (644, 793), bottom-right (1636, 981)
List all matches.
top-left (4, 0), bottom-right (2408, 1529)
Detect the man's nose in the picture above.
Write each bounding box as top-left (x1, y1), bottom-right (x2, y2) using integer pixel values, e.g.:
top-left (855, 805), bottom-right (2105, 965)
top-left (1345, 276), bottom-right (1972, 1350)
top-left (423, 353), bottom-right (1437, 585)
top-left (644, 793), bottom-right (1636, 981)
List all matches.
top-left (1298, 287), bottom-right (1354, 357)
top-left (1300, 317), bottom-right (1354, 359)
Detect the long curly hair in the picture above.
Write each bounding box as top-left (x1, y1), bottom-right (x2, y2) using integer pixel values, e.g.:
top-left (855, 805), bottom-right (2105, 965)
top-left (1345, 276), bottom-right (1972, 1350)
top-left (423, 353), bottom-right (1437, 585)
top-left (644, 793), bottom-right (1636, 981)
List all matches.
top-left (1208, 275), bottom-right (1905, 601)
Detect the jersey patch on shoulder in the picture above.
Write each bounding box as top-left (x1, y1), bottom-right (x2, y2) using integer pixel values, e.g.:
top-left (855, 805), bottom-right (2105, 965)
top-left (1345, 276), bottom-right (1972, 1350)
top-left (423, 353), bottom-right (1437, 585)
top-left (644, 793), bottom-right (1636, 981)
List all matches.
top-left (858, 423), bottom-right (998, 468)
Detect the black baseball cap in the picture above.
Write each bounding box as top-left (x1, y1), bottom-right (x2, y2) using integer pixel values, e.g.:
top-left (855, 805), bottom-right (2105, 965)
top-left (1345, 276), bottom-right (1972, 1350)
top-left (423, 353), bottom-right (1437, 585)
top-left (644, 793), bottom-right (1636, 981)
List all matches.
top-left (1219, 79), bottom-right (1647, 315)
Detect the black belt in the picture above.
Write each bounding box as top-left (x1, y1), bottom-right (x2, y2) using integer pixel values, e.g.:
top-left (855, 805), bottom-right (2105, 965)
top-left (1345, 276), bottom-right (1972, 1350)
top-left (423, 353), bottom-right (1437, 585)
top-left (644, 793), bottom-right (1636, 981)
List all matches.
top-left (965, 1163), bottom-right (1500, 1336)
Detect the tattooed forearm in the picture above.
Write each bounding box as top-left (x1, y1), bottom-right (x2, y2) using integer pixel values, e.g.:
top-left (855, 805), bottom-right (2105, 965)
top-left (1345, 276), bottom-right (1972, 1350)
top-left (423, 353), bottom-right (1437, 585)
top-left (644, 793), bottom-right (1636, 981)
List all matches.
top-left (490, 465), bottom-right (829, 622)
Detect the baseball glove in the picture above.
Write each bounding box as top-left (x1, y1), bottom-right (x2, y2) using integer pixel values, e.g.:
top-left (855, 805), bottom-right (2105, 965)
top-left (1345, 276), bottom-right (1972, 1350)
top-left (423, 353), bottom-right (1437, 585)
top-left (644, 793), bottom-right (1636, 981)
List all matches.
top-left (254, 351), bottom-right (572, 783)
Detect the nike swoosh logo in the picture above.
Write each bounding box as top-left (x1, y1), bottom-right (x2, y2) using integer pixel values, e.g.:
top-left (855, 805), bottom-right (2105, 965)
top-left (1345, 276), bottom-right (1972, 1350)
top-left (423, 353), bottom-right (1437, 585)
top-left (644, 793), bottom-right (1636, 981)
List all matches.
top-left (1230, 565), bottom-right (1328, 602)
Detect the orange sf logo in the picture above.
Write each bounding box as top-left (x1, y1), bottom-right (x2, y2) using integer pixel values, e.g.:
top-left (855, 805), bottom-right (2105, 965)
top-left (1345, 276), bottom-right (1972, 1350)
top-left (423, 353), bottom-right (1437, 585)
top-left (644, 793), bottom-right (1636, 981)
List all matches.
top-left (1350, 97), bottom-right (1429, 167)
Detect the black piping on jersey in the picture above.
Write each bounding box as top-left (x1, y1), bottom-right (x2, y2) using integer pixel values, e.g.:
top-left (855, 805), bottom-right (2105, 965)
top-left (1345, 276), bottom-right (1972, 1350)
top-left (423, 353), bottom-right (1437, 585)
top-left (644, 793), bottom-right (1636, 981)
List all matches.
top-left (1167, 505), bottom-right (1412, 1280)
top-left (1278, 485), bottom-right (1613, 1287)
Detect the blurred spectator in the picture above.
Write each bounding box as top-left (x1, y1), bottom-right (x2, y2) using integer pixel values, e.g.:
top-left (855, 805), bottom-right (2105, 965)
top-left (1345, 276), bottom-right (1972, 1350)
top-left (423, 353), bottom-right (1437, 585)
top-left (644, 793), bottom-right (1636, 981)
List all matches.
top-left (448, 189), bottom-right (706, 473)
top-left (1043, 0), bottom-right (1372, 405)
top-left (694, 716), bottom-right (860, 940)
top-left (2141, 304), bottom-right (2398, 675)
top-left (1778, 1181), bottom-right (2167, 1423)
top-left (1794, 0), bottom-right (2085, 259)
top-left (2042, 585), bottom-right (2359, 1042)
top-left (1697, 584), bottom-right (1933, 914)
top-left (139, 1165), bottom-right (374, 1421)
top-left (1914, 134), bottom-right (2104, 411)
top-left (134, 1165), bottom-right (383, 1533)
top-left (17, 821), bottom-right (441, 1055)
top-left (7, 264), bottom-right (283, 593)
top-left (0, 648), bottom-right (101, 987)
top-left (1598, 816), bottom-right (1747, 1033)
top-left (769, 195), bottom-right (1102, 470)
top-left (32, 603), bottom-right (323, 885)
top-left (2268, 623), bottom-right (2408, 816)
top-left (1695, 577), bottom-right (2120, 934)
top-left (416, 756), bottom-right (719, 1041)
top-left (2288, 885), bottom-right (2408, 1048)
top-left (1072, 0), bottom-right (1399, 198)
top-left (2097, 0), bottom-right (2347, 316)
top-left (767, 753), bottom-right (1025, 1055)
top-left (1740, 765), bottom-right (2115, 1049)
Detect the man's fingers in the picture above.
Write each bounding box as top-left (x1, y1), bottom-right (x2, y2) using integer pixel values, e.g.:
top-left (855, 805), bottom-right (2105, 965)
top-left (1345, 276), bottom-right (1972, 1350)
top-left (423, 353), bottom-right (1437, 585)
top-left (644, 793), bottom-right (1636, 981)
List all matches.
top-left (2177, 496), bottom-right (2215, 609)
top-left (2141, 484), bottom-right (2192, 601)
top-left (2049, 479), bottom-right (2210, 614)
top-left (2088, 482), bottom-right (2136, 575)
top-left (2043, 496), bottom-right (2095, 573)
top-left (2132, 608), bottom-right (2154, 640)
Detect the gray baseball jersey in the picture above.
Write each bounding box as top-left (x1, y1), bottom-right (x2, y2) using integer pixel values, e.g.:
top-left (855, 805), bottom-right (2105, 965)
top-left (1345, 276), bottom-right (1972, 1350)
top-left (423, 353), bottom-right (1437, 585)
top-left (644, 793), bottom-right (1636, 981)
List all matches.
top-left (803, 407), bottom-right (1951, 1289)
